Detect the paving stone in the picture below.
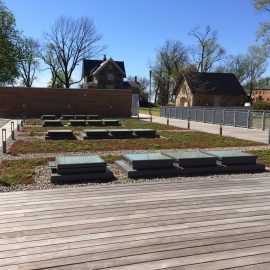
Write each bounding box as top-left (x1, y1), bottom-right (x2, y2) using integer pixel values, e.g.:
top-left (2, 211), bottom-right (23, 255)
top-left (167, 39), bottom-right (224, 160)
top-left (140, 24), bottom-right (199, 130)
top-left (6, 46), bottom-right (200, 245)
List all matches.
top-left (45, 129), bottom-right (76, 140)
top-left (132, 129), bottom-right (157, 137)
top-left (87, 120), bottom-right (104, 126)
top-left (87, 115), bottom-right (100, 119)
top-left (61, 115), bottom-right (75, 120)
top-left (74, 115), bottom-right (88, 119)
top-left (102, 119), bottom-right (120, 126)
top-left (202, 150), bottom-right (257, 165)
top-left (68, 120), bottom-right (87, 126)
top-left (162, 151), bottom-right (217, 167)
top-left (122, 153), bottom-right (174, 170)
top-left (109, 129), bottom-right (134, 138)
top-left (42, 120), bottom-right (63, 127)
top-left (83, 129), bottom-right (110, 139)
top-left (41, 115), bottom-right (57, 120)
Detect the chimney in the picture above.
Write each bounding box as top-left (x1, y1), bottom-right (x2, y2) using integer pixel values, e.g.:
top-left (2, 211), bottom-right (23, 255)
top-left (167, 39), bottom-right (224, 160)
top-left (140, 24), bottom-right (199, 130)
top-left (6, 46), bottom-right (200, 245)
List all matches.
top-left (134, 76), bottom-right (137, 83)
top-left (103, 55), bottom-right (107, 61)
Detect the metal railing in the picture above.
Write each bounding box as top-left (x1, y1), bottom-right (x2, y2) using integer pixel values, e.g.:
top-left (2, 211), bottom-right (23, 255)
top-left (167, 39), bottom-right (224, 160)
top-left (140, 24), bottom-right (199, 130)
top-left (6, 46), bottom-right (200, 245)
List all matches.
top-left (160, 107), bottom-right (269, 131)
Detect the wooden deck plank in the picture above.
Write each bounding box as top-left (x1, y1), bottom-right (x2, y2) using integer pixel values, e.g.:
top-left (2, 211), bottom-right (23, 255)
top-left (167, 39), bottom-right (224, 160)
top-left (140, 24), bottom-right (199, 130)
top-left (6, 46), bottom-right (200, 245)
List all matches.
top-left (0, 174), bottom-right (269, 269)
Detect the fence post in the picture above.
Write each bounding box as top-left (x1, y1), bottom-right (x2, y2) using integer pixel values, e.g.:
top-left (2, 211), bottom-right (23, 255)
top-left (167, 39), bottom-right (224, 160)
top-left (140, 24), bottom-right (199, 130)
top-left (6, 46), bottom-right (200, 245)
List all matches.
top-left (17, 119), bottom-right (20, 131)
top-left (181, 108), bottom-right (183, 120)
top-left (167, 117), bottom-right (169, 125)
top-left (212, 109), bottom-right (215, 124)
top-left (219, 121), bottom-right (223, 136)
top-left (262, 111), bottom-right (266, 131)
top-left (150, 113), bottom-right (152, 122)
top-left (247, 110), bottom-right (250, 129)
top-left (233, 111), bottom-right (236, 127)
top-left (11, 121), bottom-right (15, 140)
top-left (195, 108), bottom-right (197, 122)
top-left (222, 109), bottom-right (225, 125)
top-left (203, 108), bottom-right (206, 123)
top-left (2, 129), bottom-right (6, 153)
top-left (187, 116), bottom-right (190, 129)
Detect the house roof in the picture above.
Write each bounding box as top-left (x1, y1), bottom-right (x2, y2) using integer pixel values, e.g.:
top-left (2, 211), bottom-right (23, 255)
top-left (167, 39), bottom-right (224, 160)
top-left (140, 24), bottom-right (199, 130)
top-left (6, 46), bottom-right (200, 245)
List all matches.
top-left (82, 58), bottom-right (126, 78)
top-left (174, 72), bottom-right (246, 96)
top-left (123, 81), bottom-right (141, 89)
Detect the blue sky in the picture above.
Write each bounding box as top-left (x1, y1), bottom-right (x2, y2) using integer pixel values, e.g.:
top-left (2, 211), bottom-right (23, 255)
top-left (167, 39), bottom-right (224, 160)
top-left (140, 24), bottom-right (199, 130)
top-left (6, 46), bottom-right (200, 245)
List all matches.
top-left (4, 0), bottom-right (270, 86)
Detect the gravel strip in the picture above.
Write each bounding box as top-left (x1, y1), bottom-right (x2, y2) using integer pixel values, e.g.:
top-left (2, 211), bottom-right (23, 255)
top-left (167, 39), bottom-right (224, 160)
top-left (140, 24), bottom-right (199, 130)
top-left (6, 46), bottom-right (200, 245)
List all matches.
top-left (0, 163), bottom-right (269, 192)
top-left (1, 144), bottom-right (270, 161)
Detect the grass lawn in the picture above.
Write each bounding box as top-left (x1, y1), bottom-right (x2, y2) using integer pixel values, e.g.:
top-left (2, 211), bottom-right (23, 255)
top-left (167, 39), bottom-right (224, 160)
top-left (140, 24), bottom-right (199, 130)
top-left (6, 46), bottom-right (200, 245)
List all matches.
top-left (0, 155), bottom-right (121, 187)
top-left (248, 150), bottom-right (270, 167)
top-left (20, 118), bottom-right (182, 135)
top-left (10, 130), bottom-right (263, 154)
top-left (139, 106), bottom-right (160, 116)
top-left (0, 159), bottom-right (48, 186)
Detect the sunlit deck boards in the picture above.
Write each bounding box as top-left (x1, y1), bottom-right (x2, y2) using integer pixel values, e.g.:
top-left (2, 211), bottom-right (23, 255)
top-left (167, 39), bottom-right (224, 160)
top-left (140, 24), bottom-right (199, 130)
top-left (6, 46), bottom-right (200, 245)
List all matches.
top-left (0, 174), bottom-right (270, 269)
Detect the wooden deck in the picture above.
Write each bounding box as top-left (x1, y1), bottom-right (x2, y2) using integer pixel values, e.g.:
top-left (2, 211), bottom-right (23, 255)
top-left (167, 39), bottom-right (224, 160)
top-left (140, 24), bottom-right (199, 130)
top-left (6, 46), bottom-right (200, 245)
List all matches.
top-left (1, 174), bottom-right (270, 269)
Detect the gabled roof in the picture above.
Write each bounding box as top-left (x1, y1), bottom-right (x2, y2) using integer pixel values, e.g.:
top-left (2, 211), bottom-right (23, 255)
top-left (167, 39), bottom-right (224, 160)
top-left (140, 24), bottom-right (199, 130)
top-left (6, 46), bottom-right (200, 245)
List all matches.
top-left (174, 72), bottom-right (246, 96)
top-left (82, 58), bottom-right (126, 78)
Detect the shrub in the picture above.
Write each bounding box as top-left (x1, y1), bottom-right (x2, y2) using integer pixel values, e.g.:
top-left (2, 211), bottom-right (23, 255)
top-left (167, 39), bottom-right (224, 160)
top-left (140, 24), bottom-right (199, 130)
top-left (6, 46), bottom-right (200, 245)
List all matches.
top-left (253, 101), bottom-right (270, 111)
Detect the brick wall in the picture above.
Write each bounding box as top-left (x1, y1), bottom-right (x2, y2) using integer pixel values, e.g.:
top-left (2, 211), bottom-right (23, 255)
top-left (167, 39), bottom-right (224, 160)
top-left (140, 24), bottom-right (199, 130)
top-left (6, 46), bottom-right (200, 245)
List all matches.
top-left (252, 89), bottom-right (270, 102)
top-left (0, 87), bottom-right (132, 118)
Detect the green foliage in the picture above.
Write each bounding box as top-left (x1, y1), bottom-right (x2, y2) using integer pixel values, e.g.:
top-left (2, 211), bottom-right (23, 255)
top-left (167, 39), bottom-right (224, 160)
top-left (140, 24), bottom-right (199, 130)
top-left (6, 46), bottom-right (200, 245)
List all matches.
top-left (47, 70), bottom-right (67, 88)
top-left (0, 1), bottom-right (20, 85)
top-left (252, 101), bottom-right (270, 110)
top-left (0, 159), bottom-right (47, 186)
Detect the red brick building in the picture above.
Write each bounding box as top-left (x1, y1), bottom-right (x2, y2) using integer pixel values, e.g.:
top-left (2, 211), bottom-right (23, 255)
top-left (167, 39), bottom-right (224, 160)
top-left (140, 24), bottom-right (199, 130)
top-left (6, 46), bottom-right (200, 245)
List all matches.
top-left (252, 89), bottom-right (270, 102)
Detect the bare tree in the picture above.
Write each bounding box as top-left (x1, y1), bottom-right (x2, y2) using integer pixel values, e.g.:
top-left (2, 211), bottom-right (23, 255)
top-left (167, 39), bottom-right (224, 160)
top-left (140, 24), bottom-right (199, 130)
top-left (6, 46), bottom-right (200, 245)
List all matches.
top-left (42, 16), bottom-right (104, 88)
top-left (245, 45), bottom-right (267, 96)
top-left (127, 76), bottom-right (149, 106)
top-left (224, 54), bottom-right (250, 84)
top-left (254, 0), bottom-right (270, 12)
top-left (151, 40), bottom-right (189, 105)
top-left (17, 37), bottom-right (40, 87)
top-left (190, 25), bottom-right (225, 72)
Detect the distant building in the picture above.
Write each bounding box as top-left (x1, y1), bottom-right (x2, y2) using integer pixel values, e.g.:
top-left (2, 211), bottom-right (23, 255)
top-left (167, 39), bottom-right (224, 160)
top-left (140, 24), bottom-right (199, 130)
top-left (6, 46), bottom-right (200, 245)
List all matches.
top-left (82, 56), bottom-right (126, 89)
top-left (123, 76), bottom-right (141, 93)
top-left (173, 72), bottom-right (246, 107)
top-left (252, 89), bottom-right (270, 103)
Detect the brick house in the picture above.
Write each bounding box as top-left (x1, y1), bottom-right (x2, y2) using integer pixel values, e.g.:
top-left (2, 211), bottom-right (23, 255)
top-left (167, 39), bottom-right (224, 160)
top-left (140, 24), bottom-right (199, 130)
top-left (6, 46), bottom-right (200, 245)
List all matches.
top-left (252, 89), bottom-right (270, 103)
top-left (82, 56), bottom-right (126, 89)
top-left (173, 72), bottom-right (246, 107)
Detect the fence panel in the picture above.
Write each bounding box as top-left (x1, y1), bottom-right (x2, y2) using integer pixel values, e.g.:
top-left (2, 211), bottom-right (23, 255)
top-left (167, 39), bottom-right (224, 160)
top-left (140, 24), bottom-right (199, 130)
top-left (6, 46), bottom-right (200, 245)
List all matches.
top-left (160, 107), bottom-right (266, 130)
top-left (235, 111), bottom-right (248, 127)
top-left (204, 109), bottom-right (213, 123)
top-left (196, 109), bottom-right (204, 122)
top-left (213, 110), bottom-right (223, 124)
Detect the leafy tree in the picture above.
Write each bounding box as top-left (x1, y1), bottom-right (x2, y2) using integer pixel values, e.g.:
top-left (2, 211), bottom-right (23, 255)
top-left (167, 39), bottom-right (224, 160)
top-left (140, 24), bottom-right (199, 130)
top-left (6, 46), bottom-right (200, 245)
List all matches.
top-left (17, 37), bottom-right (40, 87)
top-left (41, 16), bottom-right (104, 88)
top-left (190, 25), bottom-right (225, 72)
top-left (47, 70), bottom-right (73, 88)
top-left (0, 1), bottom-right (20, 85)
top-left (150, 40), bottom-right (189, 105)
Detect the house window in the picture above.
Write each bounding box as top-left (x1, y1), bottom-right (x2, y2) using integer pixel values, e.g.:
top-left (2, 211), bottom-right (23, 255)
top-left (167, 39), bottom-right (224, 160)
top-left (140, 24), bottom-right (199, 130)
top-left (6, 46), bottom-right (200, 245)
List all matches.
top-left (107, 72), bottom-right (114, 81)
